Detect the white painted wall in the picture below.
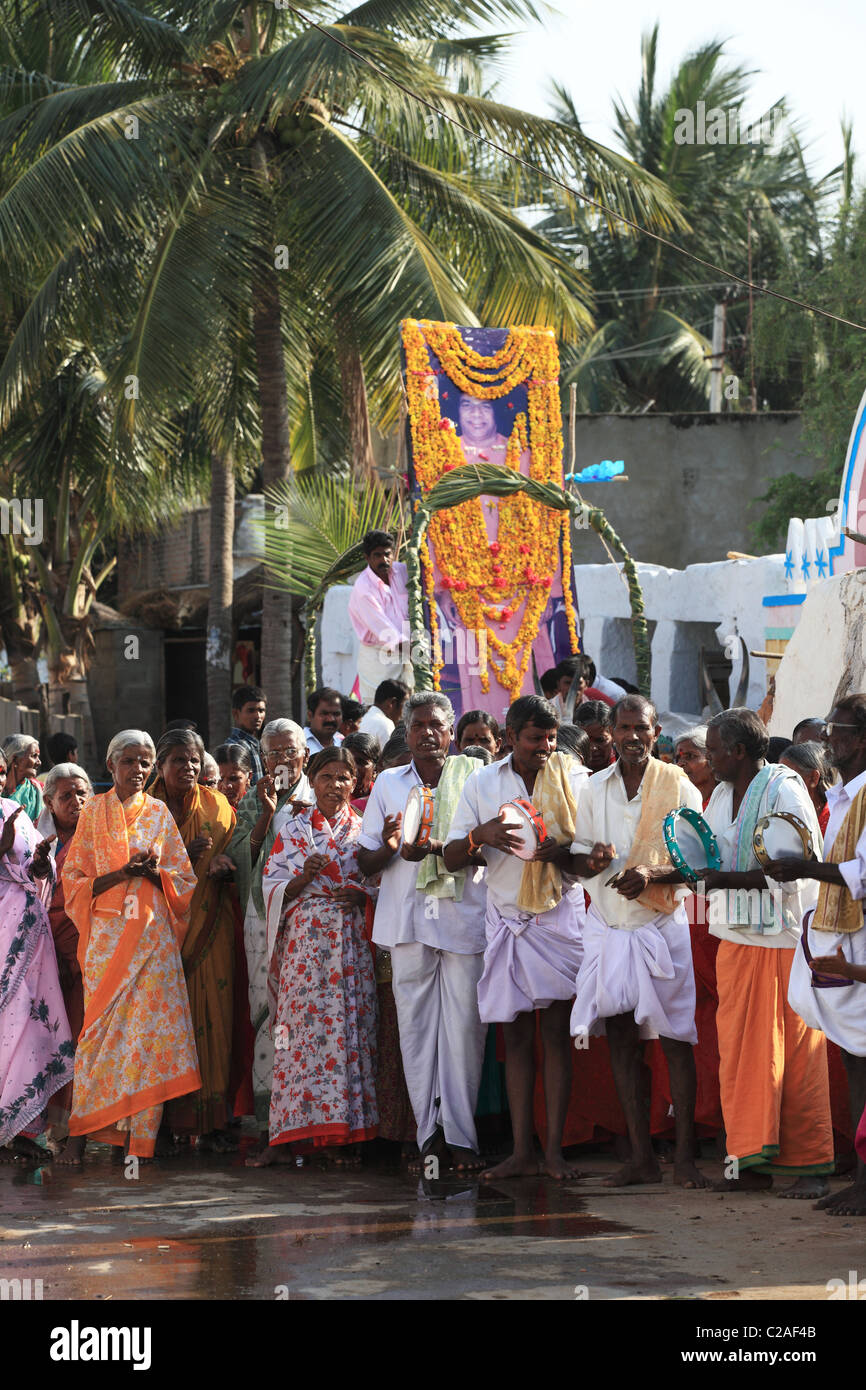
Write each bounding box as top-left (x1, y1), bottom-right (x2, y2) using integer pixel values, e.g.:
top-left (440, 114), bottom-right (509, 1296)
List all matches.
top-left (320, 552), bottom-right (788, 718)
top-left (769, 569), bottom-right (866, 736)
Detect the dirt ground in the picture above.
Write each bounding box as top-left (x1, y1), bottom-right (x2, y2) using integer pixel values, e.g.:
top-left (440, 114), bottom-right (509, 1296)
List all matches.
top-left (1, 1144), bottom-right (863, 1301)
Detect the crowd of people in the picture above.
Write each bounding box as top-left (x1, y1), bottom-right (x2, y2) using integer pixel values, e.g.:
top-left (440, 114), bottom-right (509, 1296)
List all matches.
top-left (3, 665), bottom-right (866, 1218)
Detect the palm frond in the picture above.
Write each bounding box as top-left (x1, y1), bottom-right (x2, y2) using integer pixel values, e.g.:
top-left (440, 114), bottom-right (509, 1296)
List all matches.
top-left (261, 472), bottom-right (404, 596)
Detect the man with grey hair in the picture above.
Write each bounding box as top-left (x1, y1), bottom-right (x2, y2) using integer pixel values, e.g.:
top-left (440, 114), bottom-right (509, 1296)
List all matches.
top-left (227, 719), bottom-right (311, 1145)
top-left (699, 708), bottom-right (832, 1196)
top-left (358, 691), bottom-right (487, 1171)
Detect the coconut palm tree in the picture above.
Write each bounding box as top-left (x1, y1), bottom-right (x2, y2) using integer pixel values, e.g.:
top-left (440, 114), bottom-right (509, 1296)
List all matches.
top-left (0, 0), bottom-right (683, 717)
top-left (538, 26), bottom-right (842, 411)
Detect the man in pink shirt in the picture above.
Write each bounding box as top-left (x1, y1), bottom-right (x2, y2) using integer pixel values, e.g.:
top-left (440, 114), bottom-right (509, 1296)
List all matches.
top-left (348, 530), bottom-right (414, 702)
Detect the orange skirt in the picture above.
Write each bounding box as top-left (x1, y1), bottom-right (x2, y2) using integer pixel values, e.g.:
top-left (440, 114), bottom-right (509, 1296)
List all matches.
top-left (715, 941), bottom-right (833, 1174)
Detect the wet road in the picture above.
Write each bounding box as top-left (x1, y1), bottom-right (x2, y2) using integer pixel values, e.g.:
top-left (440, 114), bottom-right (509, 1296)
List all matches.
top-left (1, 1146), bottom-right (861, 1300)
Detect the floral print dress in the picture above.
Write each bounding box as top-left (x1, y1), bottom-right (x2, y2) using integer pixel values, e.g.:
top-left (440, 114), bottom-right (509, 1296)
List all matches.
top-left (0, 799), bottom-right (74, 1146)
top-left (262, 803), bottom-right (378, 1148)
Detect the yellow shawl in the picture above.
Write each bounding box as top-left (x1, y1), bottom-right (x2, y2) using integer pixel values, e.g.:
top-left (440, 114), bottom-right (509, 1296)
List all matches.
top-left (517, 752), bottom-right (579, 916)
top-left (624, 758), bottom-right (695, 916)
top-left (812, 783), bottom-right (866, 934)
top-left (149, 778), bottom-right (236, 966)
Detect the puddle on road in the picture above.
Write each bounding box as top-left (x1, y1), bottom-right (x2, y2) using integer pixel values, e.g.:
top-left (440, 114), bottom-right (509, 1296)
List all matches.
top-left (1, 1155), bottom-right (637, 1299)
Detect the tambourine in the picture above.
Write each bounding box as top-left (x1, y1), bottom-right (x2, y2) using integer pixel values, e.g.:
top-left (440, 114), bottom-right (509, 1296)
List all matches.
top-left (402, 785), bottom-right (435, 848)
top-left (753, 811), bottom-right (815, 870)
top-left (663, 806), bottom-right (721, 886)
top-left (499, 798), bottom-right (548, 861)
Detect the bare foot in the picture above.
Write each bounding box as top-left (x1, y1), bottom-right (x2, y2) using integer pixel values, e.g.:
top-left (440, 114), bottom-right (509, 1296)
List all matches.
top-left (409, 1129), bottom-right (448, 1175)
top-left (601, 1160), bottom-right (662, 1187)
top-left (542, 1152), bottom-right (586, 1180)
top-left (481, 1153), bottom-right (540, 1181)
top-left (711, 1170), bottom-right (773, 1193)
top-left (56, 1136), bottom-right (87, 1166)
top-left (816, 1181), bottom-right (866, 1215)
top-left (673, 1160), bottom-right (710, 1189)
top-left (448, 1145), bottom-right (485, 1172)
top-left (245, 1144), bottom-right (296, 1168)
top-left (776, 1176), bottom-right (829, 1200)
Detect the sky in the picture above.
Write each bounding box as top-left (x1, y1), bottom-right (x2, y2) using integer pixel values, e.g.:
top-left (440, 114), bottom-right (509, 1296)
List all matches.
top-left (487, 0), bottom-right (863, 179)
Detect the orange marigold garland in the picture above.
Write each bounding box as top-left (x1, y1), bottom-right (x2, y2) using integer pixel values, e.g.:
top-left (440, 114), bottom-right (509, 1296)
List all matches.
top-left (402, 319), bottom-right (580, 697)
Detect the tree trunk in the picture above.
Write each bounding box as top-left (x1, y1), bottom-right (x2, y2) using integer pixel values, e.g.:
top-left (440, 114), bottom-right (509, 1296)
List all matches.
top-left (206, 446), bottom-right (235, 745)
top-left (336, 324), bottom-right (376, 479)
top-left (252, 141), bottom-right (294, 716)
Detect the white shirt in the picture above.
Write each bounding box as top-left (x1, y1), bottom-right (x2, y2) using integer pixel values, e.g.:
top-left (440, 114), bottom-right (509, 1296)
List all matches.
top-left (703, 770), bottom-right (821, 948)
top-left (571, 759), bottom-right (701, 930)
top-left (824, 766), bottom-right (866, 901)
top-left (447, 752), bottom-right (588, 918)
top-left (358, 705), bottom-right (395, 746)
top-left (360, 760), bottom-right (486, 953)
top-left (303, 728), bottom-right (344, 756)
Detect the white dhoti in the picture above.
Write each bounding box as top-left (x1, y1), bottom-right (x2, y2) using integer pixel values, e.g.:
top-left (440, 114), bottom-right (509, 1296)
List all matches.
top-left (356, 641), bottom-right (414, 705)
top-left (242, 896), bottom-right (274, 1126)
top-left (571, 909), bottom-right (697, 1045)
top-left (390, 942), bottom-right (486, 1152)
top-left (788, 915), bottom-right (866, 1057)
top-left (477, 891), bottom-right (586, 1025)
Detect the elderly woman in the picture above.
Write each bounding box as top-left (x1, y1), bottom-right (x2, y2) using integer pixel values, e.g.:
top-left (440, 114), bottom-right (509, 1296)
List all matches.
top-left (227, 719), bottom-right (311, 1141)
top-left (674, 724), bottom-right (716, 806)
top-left (0, 750), bottom-right (74, 1162)
top-left (149, 728), bottom-right (238, 1150)
top-left (199, 753), bottom-right (220, 789)
top-left (61, 731), bottom-right (199, 1160)
top-left (2, 733), bottom-right (43, 821)
top-left (250, 747), bottom-right (378, 1166)
top-left (36, 762), bottom-right (93, 1161)
top-left (780, 740), bottom-right (834, 836)
top-left (214, 743), bottom-right (253, 811)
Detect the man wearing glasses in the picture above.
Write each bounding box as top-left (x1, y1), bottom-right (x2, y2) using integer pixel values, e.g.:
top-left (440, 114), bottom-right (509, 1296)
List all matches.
top-left (779, 696), bottom-right (866, 1215)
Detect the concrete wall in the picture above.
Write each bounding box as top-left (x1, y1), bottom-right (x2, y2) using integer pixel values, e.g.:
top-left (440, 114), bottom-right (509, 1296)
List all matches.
top-left (117, 495), bottom-right (265, 595)
top-left (88, 628), bottom-right (164, 775)
top-left (320, 550), bottom-right (786, 723)
top-left (577, 554), bottom-right (785, 717)
top-left (569, 413), bottom-right (818, 569)
top-left (769, 569), bottom-right (866, 736)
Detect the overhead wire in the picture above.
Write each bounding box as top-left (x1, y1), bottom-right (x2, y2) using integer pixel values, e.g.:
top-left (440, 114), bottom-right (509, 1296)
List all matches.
top-left (279, 2), bottom-right (866, 334)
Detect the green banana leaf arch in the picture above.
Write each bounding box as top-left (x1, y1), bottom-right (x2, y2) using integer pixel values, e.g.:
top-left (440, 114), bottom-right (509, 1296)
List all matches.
top-left (302, 462), bottom-right (651, 699)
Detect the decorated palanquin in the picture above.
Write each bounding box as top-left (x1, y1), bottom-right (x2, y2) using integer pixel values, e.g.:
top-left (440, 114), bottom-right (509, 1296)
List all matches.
top-left (401, 319), bottom-right (581, 721)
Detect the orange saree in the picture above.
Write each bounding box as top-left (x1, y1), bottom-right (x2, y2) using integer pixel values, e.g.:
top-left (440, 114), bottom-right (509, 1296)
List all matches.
top-left (149, 780), bottom-right (237, 1135)
top-left (61, 791), bottom-right (200, 1158)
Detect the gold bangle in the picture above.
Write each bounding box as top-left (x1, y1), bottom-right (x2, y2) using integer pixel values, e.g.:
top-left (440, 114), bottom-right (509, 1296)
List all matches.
top-left (467, 829), bottom-right (481, 855)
